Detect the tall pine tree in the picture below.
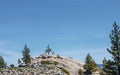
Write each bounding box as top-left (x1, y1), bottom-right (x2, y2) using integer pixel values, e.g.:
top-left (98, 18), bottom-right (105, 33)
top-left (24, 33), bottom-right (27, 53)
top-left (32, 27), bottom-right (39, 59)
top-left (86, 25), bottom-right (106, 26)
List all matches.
top-left (84, 54), bottom-right (97, 73)
top-left (107, 22), bottom-right (120, 75)
top-left (22, 44), bottom-right (31, 65)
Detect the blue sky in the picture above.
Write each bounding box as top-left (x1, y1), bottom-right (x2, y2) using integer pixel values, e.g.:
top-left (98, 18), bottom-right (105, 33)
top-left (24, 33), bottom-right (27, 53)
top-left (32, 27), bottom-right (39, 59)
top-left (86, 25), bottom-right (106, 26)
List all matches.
top-left (0, 0), bottom-right (120, 66)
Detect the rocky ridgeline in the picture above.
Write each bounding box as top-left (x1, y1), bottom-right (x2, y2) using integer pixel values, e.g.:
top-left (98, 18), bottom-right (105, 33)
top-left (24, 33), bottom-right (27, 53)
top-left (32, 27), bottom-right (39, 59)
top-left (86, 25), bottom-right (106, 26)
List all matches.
top-left (31, 55), bottom-right (84, 75)
top-left (0, 55), bottom-right (84, 75)
top-left (0, 67), bottom-right (66, 75)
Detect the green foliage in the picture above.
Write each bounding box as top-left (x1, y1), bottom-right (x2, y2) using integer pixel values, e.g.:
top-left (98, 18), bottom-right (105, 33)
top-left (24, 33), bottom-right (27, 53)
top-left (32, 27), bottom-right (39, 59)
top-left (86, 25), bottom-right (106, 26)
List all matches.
top-left (45, 45), bottom-right (52, 55)
top-left (54, 61), bottom-right (59, 65)
top-left (41, 60), bottom-right (51, 64)
top-left (78, 69), bottom-right (84, 75)
top-left (103, 58), bottom-right (117, 75)
top-left (22, 44), bottom-right (31, 64)
top-left (99, 70), bottom-right (107, 75)
top-left (41, 60), bottom-right (59, 65)
top-left (0, 56), bottom-right (6, 68)
top-left (107, 22), bottom-right (120, 63)
top-left (105, 22), bottom-right (120, 75)
top-left (60, 67), bottom-right (70, 75)
top-left (84, 54), bottom-right (97, 72)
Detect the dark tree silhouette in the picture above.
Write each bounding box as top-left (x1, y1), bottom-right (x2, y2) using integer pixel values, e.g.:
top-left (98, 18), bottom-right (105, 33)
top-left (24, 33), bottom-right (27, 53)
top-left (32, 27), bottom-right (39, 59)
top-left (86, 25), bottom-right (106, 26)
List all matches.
top-left (45, 45), bottom-right (52, 55)
top-left (0, 56), bottom-right (6, 68)
top-left (106, 22), bottom-right (120, 75)
top-left (84, 53), bottom-right (97, 73)
top-left (22, 44), bottom-right (31, 65)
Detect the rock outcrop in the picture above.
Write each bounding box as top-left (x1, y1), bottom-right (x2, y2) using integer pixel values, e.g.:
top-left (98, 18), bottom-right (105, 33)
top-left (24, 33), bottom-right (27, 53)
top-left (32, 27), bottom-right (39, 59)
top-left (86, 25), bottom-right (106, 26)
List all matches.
top-left (0, 55), bottom-right (84, 75)
top-left (31, 55), bottom-right (84, 75)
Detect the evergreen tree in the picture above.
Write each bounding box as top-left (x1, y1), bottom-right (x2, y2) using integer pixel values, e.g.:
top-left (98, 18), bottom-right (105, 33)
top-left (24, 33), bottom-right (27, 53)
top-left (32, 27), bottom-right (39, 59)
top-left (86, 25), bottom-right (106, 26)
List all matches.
top-left (22, 44), bottom-right (31, 65)
top-left (18, 58), bottom-right (21, 65)
top-left (103, 57), bottom-right (116, 75)
top-left (84, 54), bottom-right (97, 73)
top-left (45, 45), bottom-right (52, 55)
top-left (107, 22), bottom-right (120, 75)
top-left (0, 56), bottom-right (5, 68)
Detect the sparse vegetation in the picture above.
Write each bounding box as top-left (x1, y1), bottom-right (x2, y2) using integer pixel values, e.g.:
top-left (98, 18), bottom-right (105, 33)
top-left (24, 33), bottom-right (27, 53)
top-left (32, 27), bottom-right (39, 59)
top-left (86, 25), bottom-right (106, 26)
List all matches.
top-left (45, 45), bottom-right (52, 55)
top-left (41, 55), bottom-right (46, 59)
top-left (0, 56), bottom-right (6, 68)
top-left (22, 44), bottom-right (31, 65)
top-left (57, 54), bottom-right (63, 59)
top-left (60, 67), bottom-right (70, 75)
top-left (54, 61), bottom-right (59, 65)
top-left (41, 60), bottom-right (51, 64)
top-left (18, 58), bottom-right (22, 66)
top-left (78, 69), bottom-right (84, 75)
top-left (84, 53), bottom-right (98, 74)
top-left (41, 60), bottom-right (59, 65)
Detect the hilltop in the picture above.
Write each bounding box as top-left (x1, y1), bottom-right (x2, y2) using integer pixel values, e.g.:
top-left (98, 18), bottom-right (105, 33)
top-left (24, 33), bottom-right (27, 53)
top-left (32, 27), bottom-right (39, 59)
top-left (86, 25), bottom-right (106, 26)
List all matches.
top-left (0, 54), bottom-right (84, 75)
top-left (31, 54), bottom-right (84, 75)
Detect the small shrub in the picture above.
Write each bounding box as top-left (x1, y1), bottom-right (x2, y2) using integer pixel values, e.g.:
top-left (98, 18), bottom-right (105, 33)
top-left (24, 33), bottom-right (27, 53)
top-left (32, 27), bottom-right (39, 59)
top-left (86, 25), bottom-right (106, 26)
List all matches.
top-left (41, 60), bottom-right (59, 65)
top-left (41, 55), bottom-right (46, 59)
top-left (69, 57), bottom-right (73, 59)
top-left (18, 64), bottom-right (25, 67)
top-left (60, 67), bottom-right (70, 75)
top-left (57, 55), bottom-right (63, 59)
top-left (41, 60), bottom-right (50, 64)
top-left (78, 69), bottom-right (84, 75)
top-left (10, 64), bottom-right (15, 68)
top-left (54, 61), bottom-right (59, 65)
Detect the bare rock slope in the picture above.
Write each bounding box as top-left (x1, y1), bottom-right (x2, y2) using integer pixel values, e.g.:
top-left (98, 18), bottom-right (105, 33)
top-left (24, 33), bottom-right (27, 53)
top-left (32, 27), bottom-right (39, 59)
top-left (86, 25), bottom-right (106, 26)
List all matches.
top-left (31, 55), bottom-right (84, 75)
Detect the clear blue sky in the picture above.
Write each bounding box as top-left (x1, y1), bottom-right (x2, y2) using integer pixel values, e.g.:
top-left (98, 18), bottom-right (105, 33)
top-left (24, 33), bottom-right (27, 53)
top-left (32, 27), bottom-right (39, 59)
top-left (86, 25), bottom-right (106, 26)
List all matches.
top-left (0, 0), bottom-right (120, 66)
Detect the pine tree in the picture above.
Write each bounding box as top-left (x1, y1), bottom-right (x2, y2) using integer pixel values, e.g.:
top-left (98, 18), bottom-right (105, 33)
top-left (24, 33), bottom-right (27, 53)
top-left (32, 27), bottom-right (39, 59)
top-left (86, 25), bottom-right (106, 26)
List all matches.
top-left (0, 56), bottom-right (5, 68)
top-left (107, 22), bottom-right (120, 75)
top-left (84, 54), bottom-right (97, 73)
top-left (22, 44), bottom-right (31, 65)
top-left (45, 45), bottom-right (52, 55)
top-left (103, 57), bottom-right (116, 75)
top-left (18, 58), bottom-right (21, 65)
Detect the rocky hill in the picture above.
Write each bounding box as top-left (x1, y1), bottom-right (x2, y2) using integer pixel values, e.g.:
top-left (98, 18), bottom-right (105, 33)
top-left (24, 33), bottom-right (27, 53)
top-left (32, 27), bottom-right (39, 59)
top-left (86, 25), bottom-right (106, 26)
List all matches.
top-left (31, 54), bottom-right (84, 75)
top-left (0, 54), bottom-right (84, 75)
